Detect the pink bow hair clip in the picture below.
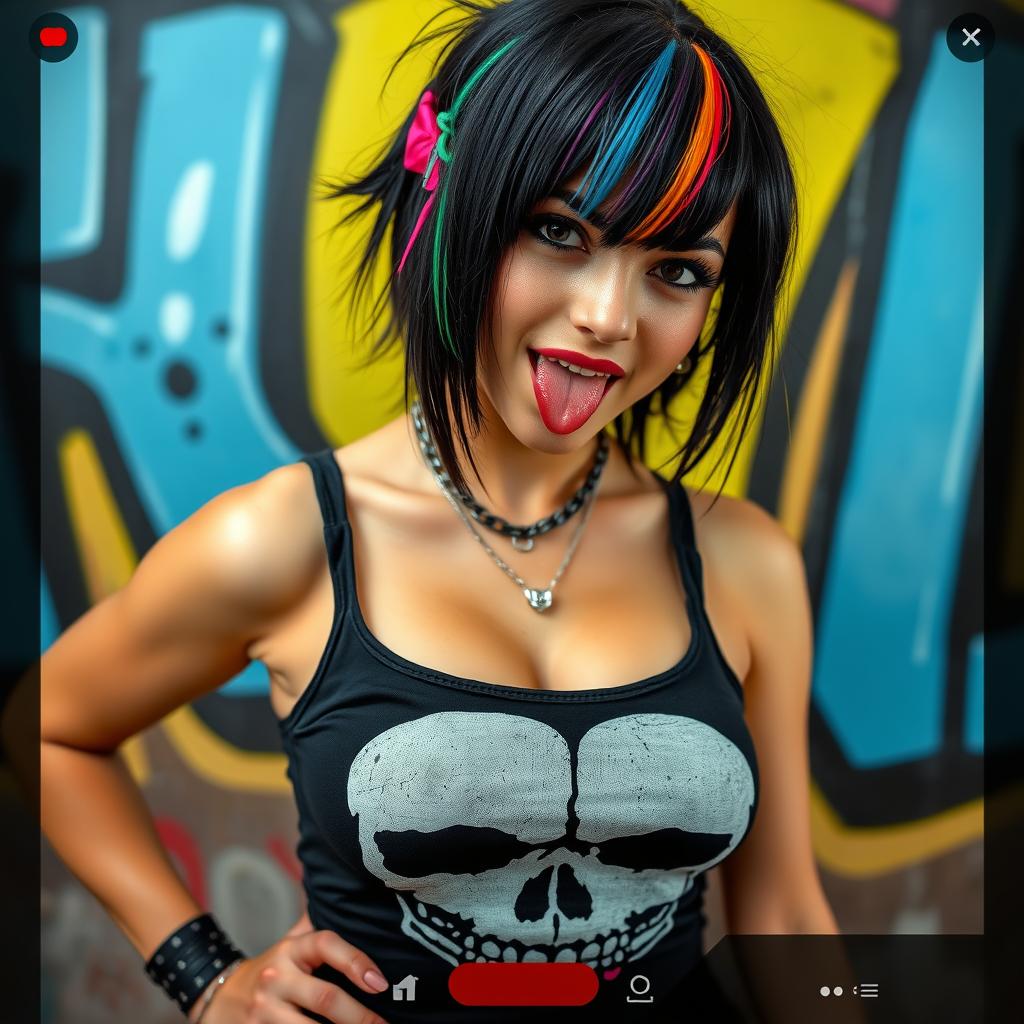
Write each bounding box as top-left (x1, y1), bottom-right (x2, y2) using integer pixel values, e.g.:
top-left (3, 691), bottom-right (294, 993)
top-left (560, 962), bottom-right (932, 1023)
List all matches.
top-left (398, 89), bottom-right (451, 274)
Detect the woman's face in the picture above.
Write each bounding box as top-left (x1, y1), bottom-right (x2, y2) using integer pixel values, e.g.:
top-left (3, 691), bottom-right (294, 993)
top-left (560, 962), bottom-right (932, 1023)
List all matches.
top-left (479, 174), bottom-right (736, 451)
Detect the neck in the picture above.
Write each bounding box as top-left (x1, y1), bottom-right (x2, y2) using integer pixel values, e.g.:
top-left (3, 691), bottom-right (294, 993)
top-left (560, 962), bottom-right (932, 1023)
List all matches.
top-left (411, 391), bottom-right (605, 524)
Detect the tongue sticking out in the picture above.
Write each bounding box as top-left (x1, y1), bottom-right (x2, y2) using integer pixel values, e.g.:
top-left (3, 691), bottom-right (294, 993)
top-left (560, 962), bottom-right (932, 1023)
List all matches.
top-left (531, 356), bottom-right (612, 435)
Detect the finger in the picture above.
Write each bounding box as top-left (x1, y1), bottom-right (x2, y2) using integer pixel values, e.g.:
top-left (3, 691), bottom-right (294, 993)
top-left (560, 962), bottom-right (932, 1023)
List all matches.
top-left (246, 988), bottom-right (313, 1024)
top-left (266, 970), bottom-right (390, 1024)
top-left (288, 931), bottom-right (390, 996)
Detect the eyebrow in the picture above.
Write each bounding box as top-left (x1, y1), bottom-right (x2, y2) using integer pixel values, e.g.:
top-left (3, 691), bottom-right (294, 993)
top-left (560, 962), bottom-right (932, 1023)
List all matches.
top-left (553, 189), bottom-right (611, 231)
top-left (551, 189), bottom-right (725, 258)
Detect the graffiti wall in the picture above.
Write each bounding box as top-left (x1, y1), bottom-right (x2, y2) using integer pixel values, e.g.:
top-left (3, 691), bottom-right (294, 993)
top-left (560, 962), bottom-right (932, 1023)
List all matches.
top-left (40, 0), bottom-right (1014, 1019)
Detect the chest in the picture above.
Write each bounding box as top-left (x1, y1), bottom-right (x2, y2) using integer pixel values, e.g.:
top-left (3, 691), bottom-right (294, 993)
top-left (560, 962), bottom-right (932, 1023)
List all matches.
top-left (263, 486), bottom-right (750, 720)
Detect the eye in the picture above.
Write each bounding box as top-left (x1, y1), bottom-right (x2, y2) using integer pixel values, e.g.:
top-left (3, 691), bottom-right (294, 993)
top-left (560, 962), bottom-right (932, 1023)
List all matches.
top-left (652, 257), bottom-right (718, 293)
top-left (529, 215), bottom-right (586, 251)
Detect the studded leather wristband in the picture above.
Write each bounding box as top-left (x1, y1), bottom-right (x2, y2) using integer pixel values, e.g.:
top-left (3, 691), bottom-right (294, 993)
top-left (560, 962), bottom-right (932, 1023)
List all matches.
top-left (144, 913), bottom-right (246, 1017)
top-left (194, 957), bottom-right (247, 1024)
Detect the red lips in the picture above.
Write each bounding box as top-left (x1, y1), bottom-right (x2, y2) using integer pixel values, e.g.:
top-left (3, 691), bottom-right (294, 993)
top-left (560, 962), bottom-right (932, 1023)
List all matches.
top-left (529, 348), bottom-right (625, 377)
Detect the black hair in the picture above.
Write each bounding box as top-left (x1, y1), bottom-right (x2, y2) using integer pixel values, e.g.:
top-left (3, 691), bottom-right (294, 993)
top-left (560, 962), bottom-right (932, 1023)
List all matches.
top-left (323, 0), bottom-right (797, 499)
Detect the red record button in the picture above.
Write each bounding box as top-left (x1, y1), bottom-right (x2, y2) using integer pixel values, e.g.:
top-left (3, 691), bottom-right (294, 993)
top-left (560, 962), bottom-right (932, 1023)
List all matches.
top-left (31, 13), bottom-right (78, 62)
top-left (39, 26), bottom-right (68, 47)
top-left (449, 963), bottom-right (598, 1006)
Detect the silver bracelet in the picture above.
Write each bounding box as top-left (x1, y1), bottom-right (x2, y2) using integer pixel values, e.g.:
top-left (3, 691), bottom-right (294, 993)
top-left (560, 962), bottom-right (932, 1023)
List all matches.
top-left (194, 957), bottom-right (247, 1024)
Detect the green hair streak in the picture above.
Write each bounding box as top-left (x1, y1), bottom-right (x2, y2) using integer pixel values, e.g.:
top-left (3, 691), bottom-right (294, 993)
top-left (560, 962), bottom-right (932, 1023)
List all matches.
top-left (431, 36), bottom-right (520, 358)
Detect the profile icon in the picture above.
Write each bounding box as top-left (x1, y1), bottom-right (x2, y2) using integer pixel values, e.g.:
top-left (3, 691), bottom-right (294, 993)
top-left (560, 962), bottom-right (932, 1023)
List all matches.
top-left (627, 973), bottom-right (653, 1004)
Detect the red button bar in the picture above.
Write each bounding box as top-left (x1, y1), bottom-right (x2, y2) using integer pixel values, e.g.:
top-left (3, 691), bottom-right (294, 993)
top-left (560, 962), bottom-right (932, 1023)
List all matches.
top-left (449, 963), bottom-right (598, 1006)
top-left (39, 27), bottom-right (68, 47)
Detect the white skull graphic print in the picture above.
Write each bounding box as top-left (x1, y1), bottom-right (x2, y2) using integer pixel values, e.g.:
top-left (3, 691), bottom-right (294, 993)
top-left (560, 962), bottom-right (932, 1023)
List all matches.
top-left (347, 711), bottom-right (756, 970)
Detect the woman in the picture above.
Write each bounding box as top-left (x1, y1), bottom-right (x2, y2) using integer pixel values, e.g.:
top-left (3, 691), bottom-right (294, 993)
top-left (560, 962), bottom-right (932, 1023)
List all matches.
top-left (40, 1), bottom-right (839, 1022)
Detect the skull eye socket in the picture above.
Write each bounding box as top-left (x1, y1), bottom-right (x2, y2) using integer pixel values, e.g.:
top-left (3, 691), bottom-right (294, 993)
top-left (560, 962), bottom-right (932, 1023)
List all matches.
top-left (375, 824), bottom-right (735, 880)
top-left (596, 828), bottom-right (734, 872)
top-left (376, 826), bottom-right (535, 878)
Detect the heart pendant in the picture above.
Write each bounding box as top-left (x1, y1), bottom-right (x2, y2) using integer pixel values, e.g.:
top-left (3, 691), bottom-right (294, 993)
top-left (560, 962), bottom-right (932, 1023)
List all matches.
top-left (511, 535), bottom-right (535, 552)
top-left (522, 587), bottom-right (553, 612)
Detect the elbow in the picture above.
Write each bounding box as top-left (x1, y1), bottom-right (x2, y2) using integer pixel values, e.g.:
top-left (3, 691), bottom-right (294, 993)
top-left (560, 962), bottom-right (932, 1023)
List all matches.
top-left (726, 893), bottom-right (840, 936)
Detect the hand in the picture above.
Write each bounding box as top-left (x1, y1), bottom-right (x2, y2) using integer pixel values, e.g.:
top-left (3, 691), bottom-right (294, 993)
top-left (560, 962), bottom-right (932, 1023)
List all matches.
top-left (284, 909), bottom-right (314, 939)
top-left (197, 925), bottom-right (392, 1024)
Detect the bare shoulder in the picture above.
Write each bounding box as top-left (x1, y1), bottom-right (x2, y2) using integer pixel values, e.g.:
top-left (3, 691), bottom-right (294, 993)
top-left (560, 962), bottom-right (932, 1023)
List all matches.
top-left (686, 487), bottom-right (801, 566)
top-left (162, 459), bottom-right (327, 631)
top-left (39, 458), bottom-right (329, 750)
top-left (685, 487), bottom-right (808, 632)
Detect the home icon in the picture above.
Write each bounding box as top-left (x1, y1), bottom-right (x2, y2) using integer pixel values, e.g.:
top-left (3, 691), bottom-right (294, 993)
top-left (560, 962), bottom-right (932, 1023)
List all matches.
top-left (392, 974), bottom-right (418, 1001)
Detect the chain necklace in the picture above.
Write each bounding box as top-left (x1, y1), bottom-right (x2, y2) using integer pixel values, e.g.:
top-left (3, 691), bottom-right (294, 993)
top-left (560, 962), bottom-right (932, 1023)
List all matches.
top-left (411, 404), bottom-right (602, 612)
top-left (411, 400), bottom-right (608, 551)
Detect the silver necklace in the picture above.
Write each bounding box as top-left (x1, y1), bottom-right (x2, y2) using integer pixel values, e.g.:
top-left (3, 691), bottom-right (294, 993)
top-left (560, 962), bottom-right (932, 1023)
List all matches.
top-left (412, 410), bottom-right (602, 612)
top-left (411, 400), bottom-right (608, 552)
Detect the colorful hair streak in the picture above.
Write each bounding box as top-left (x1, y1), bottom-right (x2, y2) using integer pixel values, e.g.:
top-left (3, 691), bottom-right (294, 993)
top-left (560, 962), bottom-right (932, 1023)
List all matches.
top-left (627, 44), bottom-right (732, 242)
top-left (430, 37), bottom-right (520, 356)
top-left (555, 79), bottom-right (619, 183)
top-left (569, 40), bottom-right (678, 219)
top-left (604, 59), bottom-right (690, 219)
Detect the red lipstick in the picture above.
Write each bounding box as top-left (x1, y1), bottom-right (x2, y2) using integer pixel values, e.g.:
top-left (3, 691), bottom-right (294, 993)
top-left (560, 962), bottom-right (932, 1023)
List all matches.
top-left (530, 348), bottom-right (625, 377)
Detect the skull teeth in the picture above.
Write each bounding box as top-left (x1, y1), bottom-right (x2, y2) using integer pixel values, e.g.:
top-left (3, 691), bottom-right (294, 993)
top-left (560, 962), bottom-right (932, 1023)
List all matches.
top-left (404, 895), bottom-right (678, 970)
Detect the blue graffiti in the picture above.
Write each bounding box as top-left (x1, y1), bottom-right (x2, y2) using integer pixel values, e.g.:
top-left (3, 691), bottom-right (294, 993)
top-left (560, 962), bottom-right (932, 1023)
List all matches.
top-left (41, 7), bottom-right (303, 696)
top-left (42, 7), bottom-right (107, 259)
top-left (814, 34), bottom-right (983, 767)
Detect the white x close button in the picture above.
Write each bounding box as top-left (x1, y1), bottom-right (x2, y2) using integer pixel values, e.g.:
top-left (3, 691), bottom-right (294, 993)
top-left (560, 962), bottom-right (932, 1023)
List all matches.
top-left (946, 14), bottom-right (994, 63)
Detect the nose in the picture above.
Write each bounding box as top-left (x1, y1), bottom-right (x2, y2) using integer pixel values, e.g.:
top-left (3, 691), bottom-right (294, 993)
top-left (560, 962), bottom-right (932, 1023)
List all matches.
top-left (567, 255), bottom-right (638, 346)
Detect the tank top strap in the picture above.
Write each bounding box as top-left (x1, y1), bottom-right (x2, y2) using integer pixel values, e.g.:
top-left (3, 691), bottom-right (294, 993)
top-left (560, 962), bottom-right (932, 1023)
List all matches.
top-left (657, 473), bottom-right (708, 607)
top-left (300, 448), bottom-right (350, 531)
top-left (661, 474), bottom-right (697, 550)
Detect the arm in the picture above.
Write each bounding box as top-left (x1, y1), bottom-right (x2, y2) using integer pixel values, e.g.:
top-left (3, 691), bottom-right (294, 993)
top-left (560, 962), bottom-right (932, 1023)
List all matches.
top-left (709, 502), bottom-right (837, 934)
top-left (36, 465), bottom-right (323, 1016)
top-left (699, 503), bottom-right (870, 1024)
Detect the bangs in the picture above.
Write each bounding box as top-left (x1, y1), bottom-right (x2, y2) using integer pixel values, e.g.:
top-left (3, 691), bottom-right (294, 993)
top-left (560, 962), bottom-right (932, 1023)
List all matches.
top-left (459, 27), bottom-right (743, 259)
top-left (326, 0), bottom-right (797, 500)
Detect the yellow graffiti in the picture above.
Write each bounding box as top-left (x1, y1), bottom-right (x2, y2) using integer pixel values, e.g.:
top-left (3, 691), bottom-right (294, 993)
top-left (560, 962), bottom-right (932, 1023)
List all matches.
top-left (778, 258), bottom-right (860, 541)
top-left (306, 0), bottom-right (459, 446)
top-left (60, 429), bottom-right (136, 600)
top-left (811, 781), bottom-right (983, 878)
top-left (118, 733), bottom-right (151, 784)
top-left (161, 705), bottom-right (290, 793)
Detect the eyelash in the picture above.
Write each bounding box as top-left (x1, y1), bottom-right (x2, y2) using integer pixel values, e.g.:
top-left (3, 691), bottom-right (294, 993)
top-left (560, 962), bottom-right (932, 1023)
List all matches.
top-left (527, 215), bottom-right (718, 292)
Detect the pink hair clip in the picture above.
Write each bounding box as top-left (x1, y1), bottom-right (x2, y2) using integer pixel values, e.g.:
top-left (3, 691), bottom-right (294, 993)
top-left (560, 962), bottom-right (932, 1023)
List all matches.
top-left (398, 90), bottom-right (445, 273)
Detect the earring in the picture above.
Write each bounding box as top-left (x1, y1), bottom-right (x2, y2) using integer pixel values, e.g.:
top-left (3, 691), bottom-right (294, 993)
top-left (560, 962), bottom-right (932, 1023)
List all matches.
top-left (674, 355), bottom-right (692, 374)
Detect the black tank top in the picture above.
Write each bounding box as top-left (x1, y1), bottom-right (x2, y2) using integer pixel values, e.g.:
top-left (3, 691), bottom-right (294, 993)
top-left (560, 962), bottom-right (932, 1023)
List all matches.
top-left (277, 449), bottom-right (759, 1023)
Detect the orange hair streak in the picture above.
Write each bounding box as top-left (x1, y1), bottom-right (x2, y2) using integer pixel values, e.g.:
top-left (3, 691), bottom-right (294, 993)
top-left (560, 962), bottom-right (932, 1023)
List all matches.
top-left (627, 44), bottom-right (731, 242)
